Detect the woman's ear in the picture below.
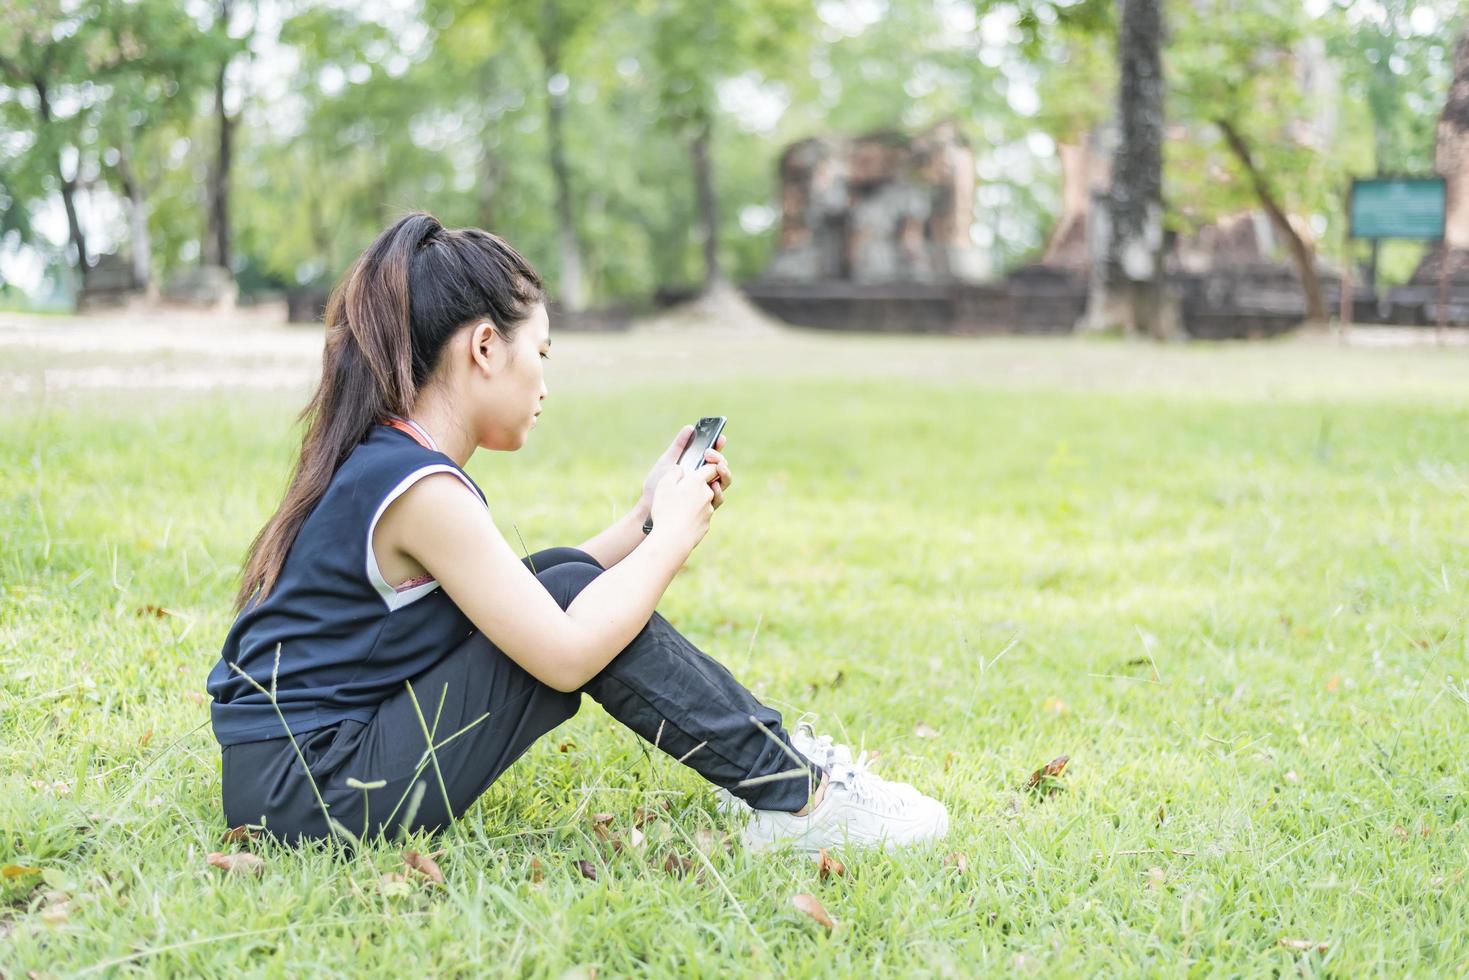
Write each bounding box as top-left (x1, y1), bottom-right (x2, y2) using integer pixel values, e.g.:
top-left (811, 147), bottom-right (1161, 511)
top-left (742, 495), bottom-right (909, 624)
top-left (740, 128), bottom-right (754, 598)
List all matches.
top-left (469, 319), bottom-right (499, 378)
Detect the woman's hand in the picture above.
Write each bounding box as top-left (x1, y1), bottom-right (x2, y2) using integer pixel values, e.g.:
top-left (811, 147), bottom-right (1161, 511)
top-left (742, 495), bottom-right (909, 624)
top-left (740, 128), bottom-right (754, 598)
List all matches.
top-left (639, 427), bottom-right (732, 515)
top-left (648, 463), bottom-right (717, 550)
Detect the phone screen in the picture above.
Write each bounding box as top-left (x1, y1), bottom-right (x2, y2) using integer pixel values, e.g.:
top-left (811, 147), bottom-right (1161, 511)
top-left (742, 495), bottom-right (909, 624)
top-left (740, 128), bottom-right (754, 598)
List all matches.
top-left (677, 416), bottom-right (726, 472)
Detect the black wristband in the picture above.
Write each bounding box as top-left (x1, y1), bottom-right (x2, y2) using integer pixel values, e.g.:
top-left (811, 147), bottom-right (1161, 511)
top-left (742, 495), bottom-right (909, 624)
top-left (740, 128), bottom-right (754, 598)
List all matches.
top-left (642, 516), bottom-right (654, 534)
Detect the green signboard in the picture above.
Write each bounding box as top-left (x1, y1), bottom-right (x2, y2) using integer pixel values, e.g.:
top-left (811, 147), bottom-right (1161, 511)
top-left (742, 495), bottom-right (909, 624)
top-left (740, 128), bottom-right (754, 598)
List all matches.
top-left (1349, 177), bottom-right (1445, 240)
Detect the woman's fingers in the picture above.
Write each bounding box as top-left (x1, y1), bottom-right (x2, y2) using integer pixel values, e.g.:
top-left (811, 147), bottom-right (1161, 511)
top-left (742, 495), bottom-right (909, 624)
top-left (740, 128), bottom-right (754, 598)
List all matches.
top-left (702, 449), bottom-right (733, 491)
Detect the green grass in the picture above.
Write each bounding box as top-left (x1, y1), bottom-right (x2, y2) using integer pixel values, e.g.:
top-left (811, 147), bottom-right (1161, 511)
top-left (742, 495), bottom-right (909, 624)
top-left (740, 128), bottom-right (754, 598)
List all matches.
top-left (3, 338), bottom-right (1468, 975)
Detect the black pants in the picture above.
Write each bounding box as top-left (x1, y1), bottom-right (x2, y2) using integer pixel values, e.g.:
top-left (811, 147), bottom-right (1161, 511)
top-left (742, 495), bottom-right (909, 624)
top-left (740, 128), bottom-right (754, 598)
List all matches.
top-left (221, 548), bottom-right (818, 842)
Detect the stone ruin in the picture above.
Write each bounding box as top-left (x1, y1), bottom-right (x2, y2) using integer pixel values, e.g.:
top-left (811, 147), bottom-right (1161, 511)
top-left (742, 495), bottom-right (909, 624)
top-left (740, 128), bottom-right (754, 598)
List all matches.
top-left (764, 122), bottom-right (989, 285)
top-left (746, 122), bottom-right (1016, 334)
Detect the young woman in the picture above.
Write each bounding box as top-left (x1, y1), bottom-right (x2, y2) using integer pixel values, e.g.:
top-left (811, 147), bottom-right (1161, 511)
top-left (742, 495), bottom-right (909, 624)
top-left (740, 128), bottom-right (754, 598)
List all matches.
top-left (206, 212), bottom-right (948, 850)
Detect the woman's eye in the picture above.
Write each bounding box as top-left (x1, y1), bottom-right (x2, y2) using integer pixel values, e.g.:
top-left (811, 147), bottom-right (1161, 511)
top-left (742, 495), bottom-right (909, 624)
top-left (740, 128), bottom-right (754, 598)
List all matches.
top-left (540, 352), bottom-right (550, 360)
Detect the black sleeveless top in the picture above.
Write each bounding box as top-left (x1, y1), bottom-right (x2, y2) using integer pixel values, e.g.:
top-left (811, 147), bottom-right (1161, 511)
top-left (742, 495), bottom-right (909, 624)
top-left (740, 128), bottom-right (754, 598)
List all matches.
top-left (206, 422), bottom-right (486, 745)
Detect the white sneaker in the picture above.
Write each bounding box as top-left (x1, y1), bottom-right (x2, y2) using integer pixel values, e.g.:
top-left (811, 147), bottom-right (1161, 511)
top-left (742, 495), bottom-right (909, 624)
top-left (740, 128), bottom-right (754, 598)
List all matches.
top-left (741, 758), bottom-right (949, 852)
top-left (713, 718), bottom-right (920, 812)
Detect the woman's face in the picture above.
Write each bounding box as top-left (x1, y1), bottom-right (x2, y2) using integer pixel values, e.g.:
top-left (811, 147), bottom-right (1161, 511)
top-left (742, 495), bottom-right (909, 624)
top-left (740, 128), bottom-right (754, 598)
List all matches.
top-left (469, 302), bottom-right (550, 451)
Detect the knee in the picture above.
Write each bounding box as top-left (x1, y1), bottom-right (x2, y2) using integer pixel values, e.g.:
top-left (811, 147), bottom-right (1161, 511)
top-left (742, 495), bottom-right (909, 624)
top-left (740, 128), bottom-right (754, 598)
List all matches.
top-left (537, 560), bottom-right (604, 610)
top-left (522, 547), bottom-right (605, 574)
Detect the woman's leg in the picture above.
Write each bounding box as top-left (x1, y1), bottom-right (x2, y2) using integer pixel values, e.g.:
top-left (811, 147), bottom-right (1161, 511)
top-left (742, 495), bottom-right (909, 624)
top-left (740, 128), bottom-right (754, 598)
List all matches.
top-left (231, 548), bottom-right (817, 840)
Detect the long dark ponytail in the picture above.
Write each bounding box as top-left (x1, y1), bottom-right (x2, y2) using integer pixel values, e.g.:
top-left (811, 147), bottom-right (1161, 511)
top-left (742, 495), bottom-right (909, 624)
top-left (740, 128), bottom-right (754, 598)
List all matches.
top-left (234, 211), bottom-right (544, 611)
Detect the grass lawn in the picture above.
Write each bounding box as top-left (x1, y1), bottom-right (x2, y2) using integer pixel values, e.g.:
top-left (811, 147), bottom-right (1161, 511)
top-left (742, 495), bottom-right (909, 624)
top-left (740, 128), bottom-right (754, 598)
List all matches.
top-left (2, 326), bottom-right (1468, 975)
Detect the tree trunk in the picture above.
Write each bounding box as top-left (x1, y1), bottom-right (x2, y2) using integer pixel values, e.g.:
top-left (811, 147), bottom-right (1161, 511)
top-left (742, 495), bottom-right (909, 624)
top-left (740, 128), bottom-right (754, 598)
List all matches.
top-left (35, 79), bottom-right (89, 289)
top-left (115, 147), bottom-right (155, 297)
top-left (689, 116), bottom-right (722, 291)
top-left (542, 49), bottom-right (584, 312)
top-left (203, 58), bottom-right (234, 270)
top-left (1216, 118), bottom-right (1326, 323)
top-left (477, 146), bottom-right (501, 230)
top-left (1084, 0), bottom-right (1175, 339)
top-left (203, 0), bottom-right (235, 273)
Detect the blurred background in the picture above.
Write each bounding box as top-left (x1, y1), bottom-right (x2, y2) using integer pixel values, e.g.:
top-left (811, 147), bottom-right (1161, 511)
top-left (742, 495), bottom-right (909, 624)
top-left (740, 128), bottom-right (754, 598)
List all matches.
top-left (0, 0), bottom-right (1464, 339)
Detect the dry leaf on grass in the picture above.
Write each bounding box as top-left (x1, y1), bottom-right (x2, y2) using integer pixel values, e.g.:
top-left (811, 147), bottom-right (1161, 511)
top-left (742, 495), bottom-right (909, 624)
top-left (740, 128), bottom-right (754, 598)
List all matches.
top-left (792, 893), bottom-right (835, 930)
top-left (402, 850), bottom-right (445, 884)
top-left (529, 857), bottom-right (545, 883)
top-left (135, 604), bottom-right (172, 619)
top-left (2, 865), bottom-right (42, 879)
top-left (1025, 755), bottom-right (1070, 794)
top-left (815, 849), bottom-right (846, 881)
top-left (662, 853), bottom-right (695, 877)
top-left (694, 829), bottom-right (730, 856)
top-left (1325, 675), bottom-right (1341, 693)
top-left (221, 826), bottom-right (256, 845)
top-left (1146, 867), bottom-right (1165, 891)
top-left (944, 852), bottom-right (968, 874)
top-left (1042, 696), bottom-right (1070, 714)
top-left (914, 723), bottom-right (939, 739)
top-left (575, 859), bottom-right (598, 881)
top-left (632, 800), bottom-right (671, 826)
top-left (558, 739), bottom-right (576, 752)
top-left (207, 851), bottom-right (265, 876)
top-left (1279, 938), bottom-right (1330, 953)
top-left (186, 691), bottom-right (208, 706)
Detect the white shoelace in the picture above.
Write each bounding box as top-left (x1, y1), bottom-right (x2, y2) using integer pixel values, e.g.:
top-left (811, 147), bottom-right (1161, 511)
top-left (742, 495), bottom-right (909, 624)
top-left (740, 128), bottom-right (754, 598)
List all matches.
top-left (829, 757), bottom-right (910, 816)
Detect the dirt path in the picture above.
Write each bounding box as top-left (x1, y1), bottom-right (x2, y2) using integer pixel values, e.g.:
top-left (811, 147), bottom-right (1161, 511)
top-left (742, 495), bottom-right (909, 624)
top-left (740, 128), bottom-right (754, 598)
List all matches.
top-left (3, 306), bottom-right (1467, 407)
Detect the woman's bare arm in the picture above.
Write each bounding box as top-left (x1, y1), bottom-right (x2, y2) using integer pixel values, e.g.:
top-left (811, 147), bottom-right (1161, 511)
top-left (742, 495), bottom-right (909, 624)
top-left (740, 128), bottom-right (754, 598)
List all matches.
top-left (375, 470), bottom-right (710, 692)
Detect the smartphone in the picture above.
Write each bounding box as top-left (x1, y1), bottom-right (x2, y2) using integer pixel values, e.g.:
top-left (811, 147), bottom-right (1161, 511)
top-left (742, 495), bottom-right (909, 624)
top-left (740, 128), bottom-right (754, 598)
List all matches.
top-left (676, 416), bottom-right (728, 473)
top-left (643, 416), bottom-right (727, 534)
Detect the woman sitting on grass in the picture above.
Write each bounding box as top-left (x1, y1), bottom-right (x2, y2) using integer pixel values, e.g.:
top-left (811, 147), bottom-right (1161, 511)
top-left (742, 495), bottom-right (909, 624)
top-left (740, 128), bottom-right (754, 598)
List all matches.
top-left (205, 212), bottom-right (948, 850)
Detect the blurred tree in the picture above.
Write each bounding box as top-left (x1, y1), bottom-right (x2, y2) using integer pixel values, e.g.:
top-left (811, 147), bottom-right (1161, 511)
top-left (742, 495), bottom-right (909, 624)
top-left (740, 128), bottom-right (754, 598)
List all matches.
top-left (200, 0), bottom-right (255, 275)
top-left (647, 0), bottom-right (811, 293)
top-left (0, 0), bottom-right (209, 295)
top-left (1084, 0), bottom-right (1173, 337)
top-left (1170, 0), bottom-right (1338, 323)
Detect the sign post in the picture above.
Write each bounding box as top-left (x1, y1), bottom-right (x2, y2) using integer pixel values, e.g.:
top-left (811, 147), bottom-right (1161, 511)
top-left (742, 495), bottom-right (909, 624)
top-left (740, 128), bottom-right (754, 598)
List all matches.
top-left (1347, 177), bottom-right (1448, 341)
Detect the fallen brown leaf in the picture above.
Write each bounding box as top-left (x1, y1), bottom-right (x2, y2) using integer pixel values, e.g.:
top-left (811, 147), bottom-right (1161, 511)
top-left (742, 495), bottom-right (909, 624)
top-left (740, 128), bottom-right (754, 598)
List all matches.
top-left (575, 859), bottom-right (598, 881)
top-left (1026, 755), bottom-right (1070, 793)
top-left (529, 857), bottom-right (545, 883)
top-left (944, 851), bottom-right (968, 874)
top-left (591, 812), bottom-right (615, 826)
top-left (558, 739), bottom-right (576, 752)
top-left (1279, 938), bottom-right (1330, 953)
top-left (403, 850), bottom-right (445, 884)
top-left (632, 800), bottom-right (671, 827)
top-left (792, 892), bottom-right (835, 930)
top-left (694, 829), bottom-right (730, 856)
top-left (138, 729), bottom-right (153, 748)
top-left (221, 826), bottom-right (256, 845)
top-left (135, 605), bottom-right (172, 619)
top-left (1146, 867), bottom-right (1165, 891)
top-left (207, 851), bottom-right (265, 876)
top-left (186, 691), bottom-right (208, 706)
top-left (1325, 675), bottom-right (1341, 693)
top-left (662, 853), bottom-right (695, 877)
top-left (815, 849), bottom-right (845, 881)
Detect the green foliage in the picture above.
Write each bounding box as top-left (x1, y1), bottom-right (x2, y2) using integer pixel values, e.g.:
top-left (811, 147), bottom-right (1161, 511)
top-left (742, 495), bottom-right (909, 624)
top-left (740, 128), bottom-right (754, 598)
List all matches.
top-left (1, 1), bottom-right (1460, 302)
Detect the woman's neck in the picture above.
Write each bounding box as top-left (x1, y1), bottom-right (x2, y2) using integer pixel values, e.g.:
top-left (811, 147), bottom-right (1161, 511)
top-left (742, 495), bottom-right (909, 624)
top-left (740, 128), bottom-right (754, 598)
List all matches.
top-left (404, 391), bottom-right (476, 468)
